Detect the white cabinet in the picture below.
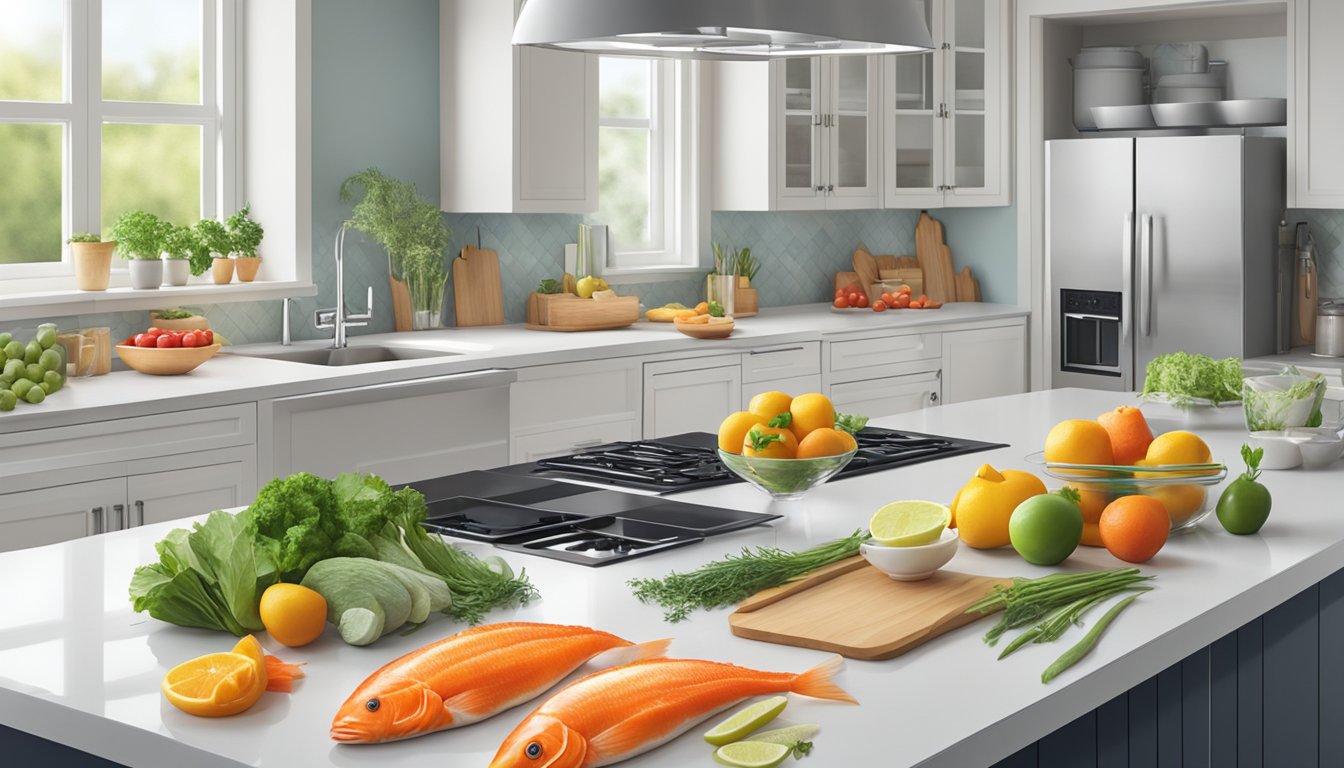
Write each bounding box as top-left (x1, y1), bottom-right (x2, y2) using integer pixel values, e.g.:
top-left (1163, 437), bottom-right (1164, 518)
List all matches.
top-left (1289, 0), bottom-right (1344, 207)
top-left (126, 450), bottom-right (256, 528)
top-left (830, 370), bottom-right (942, 419)
top-left (262, 370), bottom-right (514, 486)
top-left (0, 479), bottom-right (126, 553)
top-left (885, 0), bottom-right (1010, 208)
top-left (713, 56), bottom-right (882, 211)
top-left (440, 0), bottom-right (598, 213)
top-left (509, 358), bottom-right (642, 463)
top-left (643, 355), bottom-right (743, 439)
top-left (940, 324), bottom-right (1027, 404)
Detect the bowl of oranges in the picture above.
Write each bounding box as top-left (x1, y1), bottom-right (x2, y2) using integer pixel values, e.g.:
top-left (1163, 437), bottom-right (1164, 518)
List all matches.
top-left (716, 391), bottom-right (863, 500)
top-left (1030, 406), bottom-right (1227, 533)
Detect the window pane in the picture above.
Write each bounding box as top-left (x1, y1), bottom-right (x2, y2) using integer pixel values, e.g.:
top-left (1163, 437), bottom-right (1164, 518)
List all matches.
top-left (597, 125), bottom-right (650, 250)
top-left (0, 123), bottom-right (62, 264)
top-left (599, 58), bottom-right (649, 119)
top-left (102, 0), bottom-right (202, 104)
top-left (0, 0), bottom-right (64, 101)
top-left (102, 123), bottom-right (201, 231)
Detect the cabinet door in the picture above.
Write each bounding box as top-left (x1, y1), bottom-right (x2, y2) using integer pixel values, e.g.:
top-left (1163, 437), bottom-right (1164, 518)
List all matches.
top-left (884, 0), bottom-right (945, 208)
top-left (744, 375), bottom-right (822, 410)
top-left (826, 55), bottom-right (883, 209)
top-left (643, 358), bottom-right (743, 439)
top-left (0, 478), bottom-right (125, 553)
top-left (944, 0), bottom-right (1009, 207)
top-left (774, 57), bottom-right (826, 209)
top-left (126, 454), bottom-right (255, 528)
top-left (1290, 0), bottom-right (1344, 207)
top-left (516, 46), bottom-right (599, 212)
top-left (829, 371), bottom-right (941, 419)
top-left (941, 324), bottom-right (1026, 404)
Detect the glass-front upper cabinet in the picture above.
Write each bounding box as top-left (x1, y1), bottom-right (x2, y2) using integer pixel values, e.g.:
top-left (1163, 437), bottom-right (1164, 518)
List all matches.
top-left (884, 0), bottom-right (1009, 208)
top-left (778, 58), bottom-right (823, 203)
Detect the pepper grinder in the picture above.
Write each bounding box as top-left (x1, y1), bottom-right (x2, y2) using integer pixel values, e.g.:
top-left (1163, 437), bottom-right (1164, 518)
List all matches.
top-left (1297, 223), bottom-right (1317, 347)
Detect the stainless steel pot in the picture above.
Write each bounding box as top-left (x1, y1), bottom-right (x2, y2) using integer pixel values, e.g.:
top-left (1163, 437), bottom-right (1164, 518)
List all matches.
top-left (1316, 301), bottom-right (1344, 357)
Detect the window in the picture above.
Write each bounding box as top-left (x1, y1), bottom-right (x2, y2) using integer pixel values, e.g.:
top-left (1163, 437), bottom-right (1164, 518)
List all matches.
top-left (596, 57), bottom-right (700, 271)
top-left (0, 0), bottom-right (237, 278)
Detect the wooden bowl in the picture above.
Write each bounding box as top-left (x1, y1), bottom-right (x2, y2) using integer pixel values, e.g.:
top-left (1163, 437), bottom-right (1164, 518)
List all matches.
top-left (116, 343), bottom-right (221, 375)
top-left (675, 320), bottom-right (734, 339)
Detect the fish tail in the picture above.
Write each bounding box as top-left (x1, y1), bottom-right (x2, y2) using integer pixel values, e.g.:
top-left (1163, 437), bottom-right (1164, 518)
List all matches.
top-left (790, 655), bottom-right (857, 704)
top-left (589, 638), bottom-right (673, 670)
top-left (264, 654), bottom-right (305, 694)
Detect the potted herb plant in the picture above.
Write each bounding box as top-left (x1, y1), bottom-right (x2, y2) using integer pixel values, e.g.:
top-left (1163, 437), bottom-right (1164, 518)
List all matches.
top-left (195, 219), bottom-right (234, 284)
top-left (110, 211), bottom-right (166, 290)
top-left (733, 246), bottom-right (759, 316)
top-left (67, 233), bottom-right (115, 291)
top-left (339, 168), bottom-right (450, 331)
top-left (226, 204), bottom-right (265, 282)
top-left (159, 225), bottom-right (197, 287)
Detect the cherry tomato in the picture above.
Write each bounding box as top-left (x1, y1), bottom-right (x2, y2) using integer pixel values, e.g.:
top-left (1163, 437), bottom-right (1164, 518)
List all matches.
top-left (895, 294), bottom-right (911, 308)
top-left (835, 289), bottom-right (845, 299)
top-left (833, 297), bottom-right (850, 309)
top-left (200, 329), bottom-right (214, 345)
top-left (121, 336), bottom-right (136, 347)
top-left (898, 284), bottom-right (912, 295)
top-left (156, 333), bottom-right (182, 348)
top-left (926, 300), bottom-right (942, 309)
top-left (146, 327), bottom-right (164, 336)
top-left (880, 293), bottom-right (894, 306)
top-left (873, 300), bottom-right (888, 312)
top-left (134, 333), bottom-right (157, 348)
top-left (184, 332), bottom-right (204, 347)
top-left (909, 300), bottom-right (924, 309)
top-left (855, 294), bottom-right (869, 308)
top-left (918, 295), bottom-right (929, 304)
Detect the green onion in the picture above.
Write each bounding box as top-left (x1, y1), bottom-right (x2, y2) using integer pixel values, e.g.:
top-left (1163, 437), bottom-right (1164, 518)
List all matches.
top-left (1041, 594), bottom-right (1140, 683)
top-left (967, 568), bottom-right (1153, 646)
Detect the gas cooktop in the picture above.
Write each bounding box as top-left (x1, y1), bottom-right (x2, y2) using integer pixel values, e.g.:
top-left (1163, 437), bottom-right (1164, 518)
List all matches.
top-left (496, 427), bottom-right (1006, 494)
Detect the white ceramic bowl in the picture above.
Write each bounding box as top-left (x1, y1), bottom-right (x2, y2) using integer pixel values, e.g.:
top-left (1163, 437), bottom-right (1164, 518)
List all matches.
top-left (1073, 67), bottom-right (1145, 130)
top-left (1249, 431), bottom-right (1306, 470)
top-left (1152, 85), bottom-right (1224, 104)
top-left (1091, 104), bottom-right (1157, 130)
top-left (1287, 428), bottom-right (1344, 469)
top-left (860, 528), bottom-right (958, 581)
top-left (1072, 47), bottom-right (1146, 70)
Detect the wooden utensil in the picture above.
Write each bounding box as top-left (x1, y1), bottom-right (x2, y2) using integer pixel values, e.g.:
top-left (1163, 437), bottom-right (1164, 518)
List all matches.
top-left (675, 320), bottom-right (735, 340)
top-left (452, 245), bottom-right (505, 327)
top-left (729, 557), bottom-right (1011, 660)
top-left (874, 254), bottom-right (898, 272)
top-left (915, 211), bottom-right (957, 303)
top-left (853, 247), bottom-right (881, 291)
top-left (526, 294), bottom-right (639, 331)
top-left (955, 266), bottom-right (982, 302)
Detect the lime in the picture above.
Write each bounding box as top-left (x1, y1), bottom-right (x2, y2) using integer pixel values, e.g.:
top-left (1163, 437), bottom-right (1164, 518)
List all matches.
top-left (869, 500), bottom-right (951, 547)
top-left (3, 340), bottom-right (20, 360)
top-left (24, 385), bottom-right (44, 404)
top-left (36, 327), bottom-right (57, 350)
top-left (1008, 491), bottom-right (1084, 566)
top-left (10, 379), bottom-right (33, 399)
top-left (713, 741), bottom-right (792, 768)
top-left (23, 340), bottom-right (41, 365)
top-left (749, 724), bottom-right (819, 747)
top-left (0, 390), bottom-right (15, 411)
top-left (703, 696), bottom-right (788, 746)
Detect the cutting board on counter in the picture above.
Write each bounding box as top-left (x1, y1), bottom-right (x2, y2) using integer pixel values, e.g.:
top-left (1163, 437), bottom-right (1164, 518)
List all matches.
top-left (452, 245), bottom-right (505, 327)
top-left (915, 211), bottom-right (956, 304)
top-left (729, 557), bottom-right (1011, 660)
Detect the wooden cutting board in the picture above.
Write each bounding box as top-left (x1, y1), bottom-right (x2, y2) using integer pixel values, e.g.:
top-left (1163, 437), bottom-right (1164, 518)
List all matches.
top-left (452, 245), bottom-right (504, 327)
top-left (915, 211), bottom-right (956, 304)
top-left (955, 266), bottom-right (982, 302)
top-left (834, 271), bottom-right (862, 292)
top-left (852, 247), bottom-right (881, 290)
top-left (729, 557), bottom-right (1011, 660)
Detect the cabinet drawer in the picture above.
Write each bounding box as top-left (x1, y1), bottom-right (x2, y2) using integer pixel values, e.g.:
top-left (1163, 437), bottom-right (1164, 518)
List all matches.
top-left (512, 358), bottom-right (641, 430)
top-left (828, 333), bottom-right (942, 372)
top-left (829, 370), bottom-right (941, 420)
top-left (0, 478), bottom-right (126, 553)
top-left (510, 418), bottom-right (640, 464)
top-left (742, 342), bottom-right (820, 384)
top-left (0, 404), bottom-right (256, 480)
top-left (744, 375), bottom-right (822, 406)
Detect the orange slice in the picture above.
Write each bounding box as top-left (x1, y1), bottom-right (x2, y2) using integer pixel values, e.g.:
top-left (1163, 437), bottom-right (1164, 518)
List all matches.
top-left (162, 649), bottom-right (265, 717)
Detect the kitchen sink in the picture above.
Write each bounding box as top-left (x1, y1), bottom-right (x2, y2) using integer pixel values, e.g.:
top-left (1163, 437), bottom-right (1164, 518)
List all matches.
top-left (230, 345), bottom-right (460, 366)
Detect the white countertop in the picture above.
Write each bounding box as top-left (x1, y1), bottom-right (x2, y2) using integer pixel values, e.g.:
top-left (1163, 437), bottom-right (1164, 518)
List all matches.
top-left (2, 387), bottom-right (1341, 767)
top-left (0, 302), bottom-right (1028, 434)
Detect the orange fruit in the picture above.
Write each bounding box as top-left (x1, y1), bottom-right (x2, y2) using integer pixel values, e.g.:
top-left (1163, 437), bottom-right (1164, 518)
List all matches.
top-left (695, 301), bottom-right (710, 315)
top-left (788, 393), bottom-right (836, 441)
top-left (748, 391), bottom-right (794, 422)
top-left (743, 422), bottom-right (798, 459)
top-left (1096, 406), bottom-right (1154, 466)
top-left (1142, 431), bottom-right (1212, 466)
top-left (1145, 484), bottom-right (1207, 527)
top-left (1099, 495), bottom-right (1170, 563)
top-left (795, 427), bottom-right (857, 459)
top-left (951, 464), bottom-right (1048, 549)
top-left (1044, 419), bottom-right (1115, 466)
top-left (162, 636), bottom-right (268, 717)
top-left (718, 411), bottom-right (761, 455)
top-left (259, 583), bottom-right (328, 648)
top-left (1080, 521), bottom-right (1104, 547)
top-left (1076, 489), bottom-right (1110, 524)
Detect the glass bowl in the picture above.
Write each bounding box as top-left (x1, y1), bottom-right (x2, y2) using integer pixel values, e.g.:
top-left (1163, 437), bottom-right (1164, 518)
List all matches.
top-left (717, 449), bottom-right (857, 501)
top-left (1027, 452), bottom-right (1228, 533)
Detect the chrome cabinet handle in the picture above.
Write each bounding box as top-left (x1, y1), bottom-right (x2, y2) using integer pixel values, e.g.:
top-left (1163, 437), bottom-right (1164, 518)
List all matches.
top-left (826, 184), bottom-right (834, 193)
top-left (112, 504), bottom-right (125, 531)
top-left (929, 391), bottom-right (940, 404)
top-left (749, 346), bottom-right (806, 356)
top-left (1140, 214), bottom-right (1154, 338)
top-left (134, 500), bottom-right (145, 527)
top-left (572, 438), bottom-right (603, 450)
top-left (1121, 212), bottom-right (1134, 345)
top-left (90, 506), bottom-right (104, 536)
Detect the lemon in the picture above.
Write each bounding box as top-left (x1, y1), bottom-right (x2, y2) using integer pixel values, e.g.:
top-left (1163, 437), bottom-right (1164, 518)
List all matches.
top-left (713, 741), bottom-right (792, 768)
top-left (703, 695), bottom-right (788, 746)
top-left (869, 500), bottom-right (951, 547)
top-left (750, 724), bottom-right (820, 747)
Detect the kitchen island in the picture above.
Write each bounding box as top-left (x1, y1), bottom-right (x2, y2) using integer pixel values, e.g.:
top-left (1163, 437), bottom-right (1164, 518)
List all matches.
top-left (2, 387), bottom-right (1341, 767)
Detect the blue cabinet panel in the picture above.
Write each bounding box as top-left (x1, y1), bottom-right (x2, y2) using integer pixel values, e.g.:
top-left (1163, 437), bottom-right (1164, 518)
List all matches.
top-left (1263, 586), bottom-right (1318, 768)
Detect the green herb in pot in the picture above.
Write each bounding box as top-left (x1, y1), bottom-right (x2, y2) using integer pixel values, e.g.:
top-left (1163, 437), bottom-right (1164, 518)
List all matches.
top-left (1216, 444), bottom-right (1272, 535)
top-left (537, 278), bottom-right (562, 295)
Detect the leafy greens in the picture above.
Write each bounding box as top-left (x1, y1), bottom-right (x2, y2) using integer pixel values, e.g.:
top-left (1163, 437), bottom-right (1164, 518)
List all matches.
top-left (1140, 352), bottom-right (1243, 405)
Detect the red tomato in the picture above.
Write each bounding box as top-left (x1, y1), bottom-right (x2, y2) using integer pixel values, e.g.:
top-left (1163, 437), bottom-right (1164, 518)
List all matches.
top-left (873, 300), bottom-right (888, 312)
top-left (895, 294), bottom-right (911, 308)
top-left (833, 297), bottom-right (850, 309)
top-left (846, 292), bottom-right (858, 305)
top-left (146, 327), bottom-right (164, 337)
top-left (917, 295), bottom-right (929, 304)
top-left (181, 332), bottom-right (201, 347)
top-left (134, 333), bottom-right (157, 348)
top-left (926, 300), bottom-right (943, 309)
top-left (855, 294), bottom-right (869, 308)
top-left (156, 333), bottom-right (182, 348)
top-left (880, 293), bottom-right (894, 305)
top-left (909, 300), bottom-right (924, 309)
top-left (835, 289), bottom-right (845, 299)
top-left (200, 329), bottom-right (214, 345)
top-left (121, 336), bottom-right (136, 347)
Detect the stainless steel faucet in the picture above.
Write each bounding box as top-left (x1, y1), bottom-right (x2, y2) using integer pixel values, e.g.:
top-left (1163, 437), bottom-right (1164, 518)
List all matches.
top-left (314, 226), bottom-right (373, 348)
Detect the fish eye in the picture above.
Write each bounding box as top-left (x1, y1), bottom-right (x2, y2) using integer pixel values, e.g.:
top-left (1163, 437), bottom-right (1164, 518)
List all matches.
top-left (365, 698), bottom-right (380, 712)
top-left (525, 741), bottom-right (543, 759)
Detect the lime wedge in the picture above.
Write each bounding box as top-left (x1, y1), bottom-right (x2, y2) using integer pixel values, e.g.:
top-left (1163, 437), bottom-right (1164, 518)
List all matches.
top-left (703, 696), bottom-right (788, 746)
top-left (713, 741), bottom-right (793, 768)
top-left (750, 723), bottom-right (819, 747)
top-left (869, 500), bottom-right (951, 547)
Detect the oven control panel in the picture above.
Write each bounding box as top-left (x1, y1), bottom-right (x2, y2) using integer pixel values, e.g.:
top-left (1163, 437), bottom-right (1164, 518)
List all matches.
top-left (1061, 289), bottom-right (1122, 318)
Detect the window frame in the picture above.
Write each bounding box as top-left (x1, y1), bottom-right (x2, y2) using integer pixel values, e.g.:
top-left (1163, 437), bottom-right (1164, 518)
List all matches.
top-left (597, 57), bottom-right (702, 275)
top-left (0, 0), bottom-right (239, 280)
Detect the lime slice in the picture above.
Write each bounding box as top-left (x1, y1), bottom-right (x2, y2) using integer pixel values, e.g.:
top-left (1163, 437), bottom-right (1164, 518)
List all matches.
top-left (713, 741), bottom-right (792, 768)
top-left (703, 696), bottom-right (788, 746)
top-left (869, 500), bottom-right (951, 547)
top-left (750, 723), bottom-right (819, 747)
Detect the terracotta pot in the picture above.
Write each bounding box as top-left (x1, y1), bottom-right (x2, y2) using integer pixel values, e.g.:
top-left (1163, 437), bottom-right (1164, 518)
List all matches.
top-left (161, 257), bottom-right (191, 286)
top-left (211, 257), bottom-right (234, 284)
top-left (71, 241), bottom-right (115, 291)
top-left (234, 256), bottom-right (262, 282)
top-left (128, 259), bottom-right (163, 290)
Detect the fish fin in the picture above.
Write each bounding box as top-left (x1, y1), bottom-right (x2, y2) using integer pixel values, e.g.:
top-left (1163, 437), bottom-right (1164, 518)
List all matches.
top-left (263, 655), bottom-right (305, 693)
top-left (791, 655), bottom-right (858, 704)
top-left (443, 687), bottom-right (500, 719)
top-left (588, 638), bottom-right (672, 670)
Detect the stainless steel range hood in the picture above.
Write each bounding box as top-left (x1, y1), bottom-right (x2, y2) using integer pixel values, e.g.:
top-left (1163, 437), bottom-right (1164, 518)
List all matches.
top-left (512, 0), bottom-right (934, 60)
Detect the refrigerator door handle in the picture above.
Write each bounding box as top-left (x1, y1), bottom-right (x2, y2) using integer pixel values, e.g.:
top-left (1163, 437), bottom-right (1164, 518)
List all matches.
top-left (1139, 213), bottom-right (1154, 338)
top-left (1121, 212), bottom-right (1133, 344)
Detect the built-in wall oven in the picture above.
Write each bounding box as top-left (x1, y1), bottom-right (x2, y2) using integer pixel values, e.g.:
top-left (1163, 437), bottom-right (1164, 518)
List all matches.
top-left (1058, 289), bottom-right (1126, 390)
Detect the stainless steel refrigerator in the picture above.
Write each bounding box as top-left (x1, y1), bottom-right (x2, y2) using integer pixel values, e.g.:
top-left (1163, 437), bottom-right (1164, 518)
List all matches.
top-left (1047, 135), bottom-right (1284, 392)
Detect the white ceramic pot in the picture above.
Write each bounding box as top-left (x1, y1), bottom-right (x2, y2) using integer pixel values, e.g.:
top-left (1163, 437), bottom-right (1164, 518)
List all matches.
top-left (161, 256), bottom-right (191, 287)
top-left (1073, 67), bottom-right (1145, 131)
top-left (128, 258), bottom-right (163, 290)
